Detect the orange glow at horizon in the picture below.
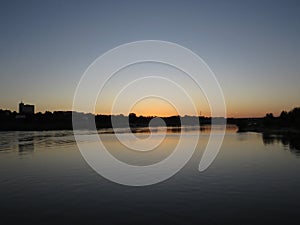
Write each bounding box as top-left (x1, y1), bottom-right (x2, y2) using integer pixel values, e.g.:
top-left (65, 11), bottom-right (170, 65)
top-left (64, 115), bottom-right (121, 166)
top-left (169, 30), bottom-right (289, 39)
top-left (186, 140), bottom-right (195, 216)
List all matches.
top-left (12, 100), bottom-right (296, 118)
top-left (94, 95), bottom-right (296, 118)
top-left (95, 97), bottom-right (214, 117)
top-left (130, 98), bottom-right (179, 117)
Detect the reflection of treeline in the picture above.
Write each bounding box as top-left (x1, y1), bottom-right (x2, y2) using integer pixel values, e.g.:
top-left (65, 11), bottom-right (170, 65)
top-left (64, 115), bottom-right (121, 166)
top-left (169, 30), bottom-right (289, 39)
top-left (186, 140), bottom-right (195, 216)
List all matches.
top-left (262, 132), bottom-right (300, 152)
top-left (0, 110), bottom-right (221, 131)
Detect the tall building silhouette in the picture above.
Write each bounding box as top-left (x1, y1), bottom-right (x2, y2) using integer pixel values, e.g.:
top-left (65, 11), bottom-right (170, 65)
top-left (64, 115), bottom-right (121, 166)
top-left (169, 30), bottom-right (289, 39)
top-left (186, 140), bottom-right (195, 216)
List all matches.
top-left (19, 101), bottom-right (34, 114)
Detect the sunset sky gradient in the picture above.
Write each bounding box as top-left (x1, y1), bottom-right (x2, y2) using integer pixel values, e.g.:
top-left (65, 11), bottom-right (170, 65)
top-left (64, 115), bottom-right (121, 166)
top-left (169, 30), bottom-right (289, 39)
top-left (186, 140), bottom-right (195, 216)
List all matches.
top-left (0, 0), bottom-right (299, 117)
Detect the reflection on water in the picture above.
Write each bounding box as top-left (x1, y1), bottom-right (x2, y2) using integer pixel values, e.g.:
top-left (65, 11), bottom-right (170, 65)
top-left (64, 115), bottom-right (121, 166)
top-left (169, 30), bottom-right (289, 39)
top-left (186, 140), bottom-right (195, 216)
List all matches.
top-left (262, 133), bottom-right (300, 156)
top-left (18, 137), bottom-right (34, 153)
top-left (0, 125), bottom-right (236, 153)
top-left (0, 127), bottom-right (300, 225)
top-left (0, 130), bottom-right (76, 153)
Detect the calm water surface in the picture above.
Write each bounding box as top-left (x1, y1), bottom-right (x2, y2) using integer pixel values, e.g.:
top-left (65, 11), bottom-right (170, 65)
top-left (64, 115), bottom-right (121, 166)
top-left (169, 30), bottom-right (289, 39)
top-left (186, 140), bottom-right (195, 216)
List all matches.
top-left (0, 126), bottom-right (300, 225)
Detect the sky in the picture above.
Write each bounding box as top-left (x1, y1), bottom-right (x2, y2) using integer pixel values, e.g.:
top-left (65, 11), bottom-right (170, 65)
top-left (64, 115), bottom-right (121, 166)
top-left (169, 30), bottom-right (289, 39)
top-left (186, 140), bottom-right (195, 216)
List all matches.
top-left (0, 0), bottom-right (299, 117)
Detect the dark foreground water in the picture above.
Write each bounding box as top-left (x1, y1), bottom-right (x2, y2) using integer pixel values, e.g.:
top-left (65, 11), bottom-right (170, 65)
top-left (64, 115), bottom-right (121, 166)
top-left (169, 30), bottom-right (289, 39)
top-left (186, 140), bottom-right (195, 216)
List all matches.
top-left (0, 126), bottom-right (300, 225)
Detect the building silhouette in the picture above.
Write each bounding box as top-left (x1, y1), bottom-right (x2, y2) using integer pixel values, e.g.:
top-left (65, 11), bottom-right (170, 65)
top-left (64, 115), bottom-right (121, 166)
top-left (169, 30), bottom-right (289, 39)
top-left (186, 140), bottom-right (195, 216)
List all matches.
top-left (19, 101), bottom-right (34, 114)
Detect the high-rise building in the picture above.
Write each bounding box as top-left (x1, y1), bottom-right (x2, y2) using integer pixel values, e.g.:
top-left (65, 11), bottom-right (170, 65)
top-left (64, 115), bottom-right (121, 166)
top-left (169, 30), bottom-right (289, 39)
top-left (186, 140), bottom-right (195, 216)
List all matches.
top-left (19, 101), bottom-right (35, 114)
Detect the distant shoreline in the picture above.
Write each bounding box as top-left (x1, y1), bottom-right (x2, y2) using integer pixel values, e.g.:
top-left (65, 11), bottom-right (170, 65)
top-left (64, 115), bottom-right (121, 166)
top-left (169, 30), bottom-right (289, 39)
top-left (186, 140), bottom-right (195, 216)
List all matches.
top-left (237, 126), bottom-right (300, 135)
top-left (1, 107), bottom-right (299, 133)
top-left (0, 111), bottom-right (225, 131)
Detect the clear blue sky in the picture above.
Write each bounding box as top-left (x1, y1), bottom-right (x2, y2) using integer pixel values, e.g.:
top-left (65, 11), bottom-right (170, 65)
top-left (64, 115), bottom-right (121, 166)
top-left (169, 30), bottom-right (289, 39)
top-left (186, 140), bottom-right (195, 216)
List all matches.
top-left (0, 0), bottom-right (299, 117)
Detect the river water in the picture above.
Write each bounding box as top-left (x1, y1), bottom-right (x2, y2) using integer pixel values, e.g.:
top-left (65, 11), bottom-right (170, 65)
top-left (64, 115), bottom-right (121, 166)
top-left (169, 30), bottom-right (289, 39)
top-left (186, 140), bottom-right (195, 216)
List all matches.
top-left (0, 126), bottom-right (299, 224)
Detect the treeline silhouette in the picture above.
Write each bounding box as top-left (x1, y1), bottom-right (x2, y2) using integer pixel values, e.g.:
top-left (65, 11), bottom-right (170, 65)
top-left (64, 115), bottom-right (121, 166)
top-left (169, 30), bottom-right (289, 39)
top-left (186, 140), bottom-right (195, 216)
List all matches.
top-left (0, 110), bottom-right (217, 131)
top-left (1, 107), bottom-right (299, 132)
top-left (264, 108), bottom-right (300, 129)
top-left (236, 107), bottom-right (300, 132)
